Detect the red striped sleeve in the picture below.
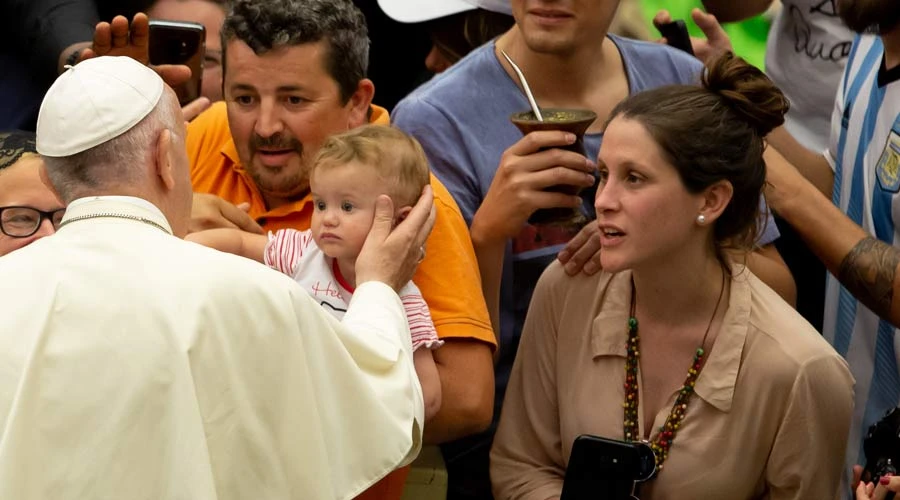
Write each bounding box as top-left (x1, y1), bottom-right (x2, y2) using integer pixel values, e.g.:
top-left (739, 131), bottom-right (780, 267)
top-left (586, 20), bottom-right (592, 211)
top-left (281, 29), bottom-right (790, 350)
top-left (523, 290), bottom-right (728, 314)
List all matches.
top-left (400, 293), bottom-right (443, 351)
top-left (263, 229), bottom-right (312, 277)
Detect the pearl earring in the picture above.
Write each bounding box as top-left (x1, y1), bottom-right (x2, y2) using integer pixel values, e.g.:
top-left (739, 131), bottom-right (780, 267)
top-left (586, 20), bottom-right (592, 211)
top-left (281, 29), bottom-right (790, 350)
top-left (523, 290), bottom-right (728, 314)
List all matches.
top-left (697, 214), bottom-right (706, 225)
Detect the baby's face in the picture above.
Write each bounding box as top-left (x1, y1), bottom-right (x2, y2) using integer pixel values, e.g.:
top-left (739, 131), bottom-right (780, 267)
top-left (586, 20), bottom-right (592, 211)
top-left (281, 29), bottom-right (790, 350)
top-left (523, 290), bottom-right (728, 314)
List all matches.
top-left (310, 161), bottom-right (397, 262)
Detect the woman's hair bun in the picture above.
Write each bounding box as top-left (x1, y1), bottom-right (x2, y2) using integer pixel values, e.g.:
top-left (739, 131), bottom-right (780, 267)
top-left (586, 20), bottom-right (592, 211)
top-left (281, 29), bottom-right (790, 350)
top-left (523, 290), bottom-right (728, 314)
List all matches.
top-left (702, 52), bottom-right (790, 137)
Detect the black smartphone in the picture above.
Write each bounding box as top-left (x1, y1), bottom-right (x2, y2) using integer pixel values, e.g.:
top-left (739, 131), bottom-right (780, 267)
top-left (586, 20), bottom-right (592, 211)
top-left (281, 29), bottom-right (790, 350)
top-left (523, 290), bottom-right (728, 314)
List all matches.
top-left (148, 19), bottom-right (206, 106)
top-left (655, 19), bottom-right (695, 56)
top-left (560, 435), bottom-right (656, 500)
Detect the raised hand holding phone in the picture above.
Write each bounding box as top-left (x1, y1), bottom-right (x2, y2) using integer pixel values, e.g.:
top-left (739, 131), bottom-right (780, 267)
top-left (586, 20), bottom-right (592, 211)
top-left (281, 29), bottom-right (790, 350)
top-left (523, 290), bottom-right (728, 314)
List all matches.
top-left (148, 20), bottom-right (206, 106)
top-left (75, 13), bottom-right (209, 121)
top-left (80, 13), bottom-right (192, 90)
top-left (652, 8), bottom-right (734, 64)
top-left (655, 19), bottom-right (694, 55)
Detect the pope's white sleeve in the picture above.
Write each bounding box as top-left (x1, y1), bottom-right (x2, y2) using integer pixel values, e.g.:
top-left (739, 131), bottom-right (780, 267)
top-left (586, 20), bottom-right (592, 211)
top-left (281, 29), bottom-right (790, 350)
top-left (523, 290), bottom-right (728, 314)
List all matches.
top-left (289, 280), bottom-right (424, 500)
top-left (343, 282), bottom-right (424, 459)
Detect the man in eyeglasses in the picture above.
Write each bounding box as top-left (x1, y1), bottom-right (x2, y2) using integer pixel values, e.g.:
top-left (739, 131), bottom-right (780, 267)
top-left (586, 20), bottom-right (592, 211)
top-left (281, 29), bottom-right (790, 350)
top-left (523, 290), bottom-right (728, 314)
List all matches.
top-left (0, 130), bottom-right (65, 256)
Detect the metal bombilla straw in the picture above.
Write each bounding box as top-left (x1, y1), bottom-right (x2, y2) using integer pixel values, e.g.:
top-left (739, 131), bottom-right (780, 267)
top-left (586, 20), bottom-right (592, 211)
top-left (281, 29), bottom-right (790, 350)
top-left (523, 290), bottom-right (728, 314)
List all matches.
top-left (500, 49), bottom-right (544, 122)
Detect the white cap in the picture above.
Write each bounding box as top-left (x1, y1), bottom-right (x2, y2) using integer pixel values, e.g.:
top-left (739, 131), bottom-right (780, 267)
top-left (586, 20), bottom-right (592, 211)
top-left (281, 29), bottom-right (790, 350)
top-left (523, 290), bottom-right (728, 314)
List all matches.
top-left (36, 56), bottom-right (164, 157)
top-left (377, 0), bottom-right (511, 24)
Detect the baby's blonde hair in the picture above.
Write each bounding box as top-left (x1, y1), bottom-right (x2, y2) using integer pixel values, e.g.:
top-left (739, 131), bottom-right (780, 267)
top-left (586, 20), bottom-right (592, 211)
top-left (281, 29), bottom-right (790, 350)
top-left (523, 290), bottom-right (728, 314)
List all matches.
top-left (312, 125), bottom-right (430, 207)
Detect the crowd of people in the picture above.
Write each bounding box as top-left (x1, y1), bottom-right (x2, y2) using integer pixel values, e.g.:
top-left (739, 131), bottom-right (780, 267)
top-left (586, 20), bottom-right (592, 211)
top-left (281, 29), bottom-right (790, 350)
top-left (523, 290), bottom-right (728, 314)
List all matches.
top-left (1, 0), bottom-right (900, 499)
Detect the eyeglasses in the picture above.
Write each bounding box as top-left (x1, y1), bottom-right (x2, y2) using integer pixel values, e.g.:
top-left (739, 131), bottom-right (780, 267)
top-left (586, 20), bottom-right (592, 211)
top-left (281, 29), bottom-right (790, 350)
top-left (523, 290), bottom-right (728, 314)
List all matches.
top-left (0, 206), bottom-right (66, 238)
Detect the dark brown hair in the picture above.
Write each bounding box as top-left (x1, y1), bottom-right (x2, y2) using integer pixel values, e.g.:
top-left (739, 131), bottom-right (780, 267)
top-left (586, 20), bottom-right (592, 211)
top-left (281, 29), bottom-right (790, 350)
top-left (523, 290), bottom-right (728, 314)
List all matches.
top-left (837, 0), bottom-right (900, 34)
top-left (221, 0), bottom-right (369, 103)
top-left (427, 9), bottom-right (514, 65)
top-left (607, 52), bottom-right (789, 252)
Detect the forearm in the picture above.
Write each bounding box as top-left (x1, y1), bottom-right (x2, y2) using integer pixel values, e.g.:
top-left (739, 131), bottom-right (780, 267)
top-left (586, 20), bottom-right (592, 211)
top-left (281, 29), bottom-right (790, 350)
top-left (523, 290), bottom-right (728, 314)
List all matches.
top-left (237, 232), bottom-right (268, 263)
top-left (491, 467), bottom-right (563, 500)
top-left (423, 339), bottom-right (494, 444)
top-left (700, 0), bottom-right (774, 23)
top-left (491, 270), bottom-right (566, 500)
top-left (186, 229), bottom-right (266, 262)
top-left (492, 435), bottom-right (566, 499)
top-left (470, 219), bottom-right (506, 356)
top-left (740, 244), bottom-right (797, 306)
top-left (767, 357), bottom-right (853, 500)
top-left (767, 127), bottom-right (834, 197)
top-left (772, 177), bottom-right (900, 326)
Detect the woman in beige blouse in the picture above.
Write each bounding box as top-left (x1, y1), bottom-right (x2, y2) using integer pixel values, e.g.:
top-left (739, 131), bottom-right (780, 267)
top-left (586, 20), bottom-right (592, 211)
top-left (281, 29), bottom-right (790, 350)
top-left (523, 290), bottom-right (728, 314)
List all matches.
top-left (490, 53), bottom-right (855, 500)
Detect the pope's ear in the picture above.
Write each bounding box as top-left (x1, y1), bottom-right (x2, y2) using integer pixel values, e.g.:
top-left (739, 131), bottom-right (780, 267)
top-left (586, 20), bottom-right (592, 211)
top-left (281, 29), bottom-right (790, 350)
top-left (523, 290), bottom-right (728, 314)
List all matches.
top-left (155, 129), bottom-right (176, 191)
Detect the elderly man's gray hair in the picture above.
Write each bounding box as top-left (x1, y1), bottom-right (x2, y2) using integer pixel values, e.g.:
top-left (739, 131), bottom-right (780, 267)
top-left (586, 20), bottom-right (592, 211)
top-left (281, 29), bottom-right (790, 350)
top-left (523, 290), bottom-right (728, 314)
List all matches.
top-left (42, 94), bottom-right (181, 203)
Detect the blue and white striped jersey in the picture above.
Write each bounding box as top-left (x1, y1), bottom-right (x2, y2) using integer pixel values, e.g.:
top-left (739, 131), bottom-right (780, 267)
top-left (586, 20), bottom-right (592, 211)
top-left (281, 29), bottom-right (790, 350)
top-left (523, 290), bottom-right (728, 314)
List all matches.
top-left (824, 33), bottom-right (900, 497)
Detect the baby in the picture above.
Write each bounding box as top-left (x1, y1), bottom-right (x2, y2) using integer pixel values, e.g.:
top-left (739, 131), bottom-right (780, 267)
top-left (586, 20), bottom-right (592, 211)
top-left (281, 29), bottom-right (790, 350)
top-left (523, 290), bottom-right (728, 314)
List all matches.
top-left (188, 125), bottom-right (442, 420)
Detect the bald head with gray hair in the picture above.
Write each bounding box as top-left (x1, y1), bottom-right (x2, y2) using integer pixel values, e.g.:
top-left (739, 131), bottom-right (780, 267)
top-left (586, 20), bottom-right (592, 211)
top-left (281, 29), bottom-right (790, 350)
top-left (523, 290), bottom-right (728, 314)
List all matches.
top-left (42, 90), bottom-right (182, 204)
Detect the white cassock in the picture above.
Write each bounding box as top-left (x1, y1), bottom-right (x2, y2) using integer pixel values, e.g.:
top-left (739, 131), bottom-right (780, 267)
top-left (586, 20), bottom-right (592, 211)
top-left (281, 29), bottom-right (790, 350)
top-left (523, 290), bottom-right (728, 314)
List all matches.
top-left (0, 196), bottom-right (424, 500)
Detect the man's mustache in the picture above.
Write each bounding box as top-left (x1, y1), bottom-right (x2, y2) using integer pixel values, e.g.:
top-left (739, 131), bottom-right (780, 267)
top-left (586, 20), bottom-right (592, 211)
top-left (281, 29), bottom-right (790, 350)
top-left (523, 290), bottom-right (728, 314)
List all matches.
top-left (250, 134), bottom-right (303, 153)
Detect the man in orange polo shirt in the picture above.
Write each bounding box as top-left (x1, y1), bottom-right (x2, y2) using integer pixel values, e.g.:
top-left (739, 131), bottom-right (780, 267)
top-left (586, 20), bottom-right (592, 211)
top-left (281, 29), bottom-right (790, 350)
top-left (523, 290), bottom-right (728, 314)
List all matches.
top-left (185, 1), bottom-right (496, 498)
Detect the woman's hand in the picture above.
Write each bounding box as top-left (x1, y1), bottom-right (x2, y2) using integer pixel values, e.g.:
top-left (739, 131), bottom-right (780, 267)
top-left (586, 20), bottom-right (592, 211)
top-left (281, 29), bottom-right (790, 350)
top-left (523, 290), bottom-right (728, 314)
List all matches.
top-left (856, 474), bottom-right (900, 500)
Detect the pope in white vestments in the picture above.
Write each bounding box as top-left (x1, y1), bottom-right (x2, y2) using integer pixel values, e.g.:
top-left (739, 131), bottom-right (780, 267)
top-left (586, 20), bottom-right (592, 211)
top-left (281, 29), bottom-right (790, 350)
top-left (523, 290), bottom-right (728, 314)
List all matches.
top-left (0, 56), bottom-right (426, 500)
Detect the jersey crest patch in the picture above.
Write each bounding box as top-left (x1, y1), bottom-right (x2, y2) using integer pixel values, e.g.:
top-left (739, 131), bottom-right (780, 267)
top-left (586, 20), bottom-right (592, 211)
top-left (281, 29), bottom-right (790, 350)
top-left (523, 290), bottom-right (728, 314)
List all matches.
top-left (876, 130), bottom-right (900, 193)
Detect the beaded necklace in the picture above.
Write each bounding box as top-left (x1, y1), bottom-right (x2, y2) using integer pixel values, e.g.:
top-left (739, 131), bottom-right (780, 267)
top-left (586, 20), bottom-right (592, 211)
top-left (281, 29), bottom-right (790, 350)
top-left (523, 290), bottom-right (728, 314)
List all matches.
top-left (622, 270), bottom-right (726, 475)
